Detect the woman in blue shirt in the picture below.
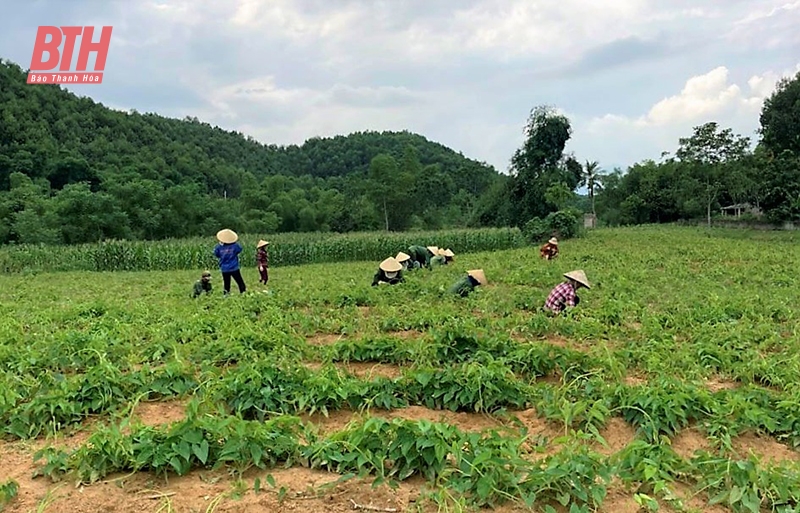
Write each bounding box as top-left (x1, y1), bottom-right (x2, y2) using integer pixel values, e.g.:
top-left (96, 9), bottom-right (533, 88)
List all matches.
top-left (214, 229), bottom-right (246, 295)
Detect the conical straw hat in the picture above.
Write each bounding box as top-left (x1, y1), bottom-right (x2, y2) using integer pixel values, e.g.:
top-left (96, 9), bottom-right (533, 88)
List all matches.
top-left (216, 229), bottom-right (238, 244)
top-left (257, 240), bottom-right (269, 248)
top-left (380, 257), bottom-right (403, 272)
top-left (549, 237), bottom-right (558, 245)
top-left (564, 270), bottom-right (590, 289)
top-left (467, 269), bottom-right (487, 286)
top-left (426, 246), bottom-right (439, 254)
top-left (443, 249), bottom-right (455, 257)
top-left (437, 248), bottom-right (447, 256)
top-left (395, 252), bottom-right (411, 262)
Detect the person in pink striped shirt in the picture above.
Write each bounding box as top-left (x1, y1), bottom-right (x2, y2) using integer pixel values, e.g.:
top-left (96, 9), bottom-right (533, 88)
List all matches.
top-left (544, 270), bottom-right (591, 314)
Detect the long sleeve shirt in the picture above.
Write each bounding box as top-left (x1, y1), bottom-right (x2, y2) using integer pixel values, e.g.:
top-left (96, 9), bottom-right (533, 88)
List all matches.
top-left (448, 275), bottom-right (479, 297)
top-left (214, 242), bottom-right (242, 272)
top-left (544, 281), bottom-right (578, 313)
top-left (402, 260), bottom-right (420, 270)
top-left (192, 280), bottom-right (212, 298)
top-left (430, 255), bottom-right (447, 267)
top-left (256, 248), bottom-right (269, 267)
top-left (407, 246), bottom-right (432, 268)
top-left (540, 243), bottom-right (559, 260)
top-left (372, 269), bottom-right (404, 286)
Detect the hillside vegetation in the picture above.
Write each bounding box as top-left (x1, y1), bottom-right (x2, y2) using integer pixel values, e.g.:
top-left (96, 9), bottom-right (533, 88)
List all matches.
top-left (0, 58), bottom-right (503, 244)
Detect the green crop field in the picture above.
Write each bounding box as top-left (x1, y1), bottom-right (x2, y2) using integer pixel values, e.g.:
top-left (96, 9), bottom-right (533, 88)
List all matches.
top-left (1, 225), bottom-right (800, 513)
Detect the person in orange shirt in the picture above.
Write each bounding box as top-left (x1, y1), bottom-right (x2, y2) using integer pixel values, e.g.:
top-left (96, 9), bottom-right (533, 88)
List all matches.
top-left (540, 237), bottom-right (559, 260)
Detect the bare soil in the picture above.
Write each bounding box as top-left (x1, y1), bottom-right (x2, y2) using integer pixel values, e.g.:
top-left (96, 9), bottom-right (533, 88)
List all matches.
top-left (704, 376), bottom-right (739, 393)
top-left (303, 362), bottom-right (403, 380)
top-left (595, 417), bottom-right (637, 456)
top-left (732, 430), bottom-right (800, 463)
top-left (671, 426), bottom-right (713, 460)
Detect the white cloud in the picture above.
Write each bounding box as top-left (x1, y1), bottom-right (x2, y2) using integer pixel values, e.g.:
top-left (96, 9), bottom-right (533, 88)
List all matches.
top-left (579, 63), bottom-right (800, 166)
top-left (188, 75), bottom-right (442, 148)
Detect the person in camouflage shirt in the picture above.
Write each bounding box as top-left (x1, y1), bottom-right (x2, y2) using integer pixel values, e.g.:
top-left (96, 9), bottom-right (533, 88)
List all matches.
top-left (192, 271), bottom-right (213, 298)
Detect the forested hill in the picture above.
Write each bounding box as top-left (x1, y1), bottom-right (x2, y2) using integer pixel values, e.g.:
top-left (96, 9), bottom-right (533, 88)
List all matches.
top-left (0, 58), bottom-right (504, 244)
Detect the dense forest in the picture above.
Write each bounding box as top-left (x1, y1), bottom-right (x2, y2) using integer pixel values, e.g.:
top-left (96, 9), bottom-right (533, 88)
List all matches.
top-left (0, 58), bottom-right (505, 244)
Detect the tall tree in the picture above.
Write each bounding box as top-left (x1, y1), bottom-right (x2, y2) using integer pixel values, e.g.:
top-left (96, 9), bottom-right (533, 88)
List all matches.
top-left (759, 71), bottom-right (800, 157)
top-left (508, 105), bottom-right (573, 225)
top-left (581, 160), bottom-right (603, 216)
top-left (675, 122), bottom-right (751, 227)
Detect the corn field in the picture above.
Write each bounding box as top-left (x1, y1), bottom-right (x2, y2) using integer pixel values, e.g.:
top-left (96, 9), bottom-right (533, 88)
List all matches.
top-left (0, 228), bottom-right (526, 273)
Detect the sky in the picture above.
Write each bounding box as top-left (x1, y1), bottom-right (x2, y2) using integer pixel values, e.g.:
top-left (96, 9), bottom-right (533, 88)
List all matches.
top-left (1, 0), bottom-right (799, 176)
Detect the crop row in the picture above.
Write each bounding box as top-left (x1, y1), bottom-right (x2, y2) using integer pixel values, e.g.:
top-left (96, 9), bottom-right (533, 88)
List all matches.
top-left (0, 227), bottom-right (525, 273)
top-left (6, 334), bottom-right (800, 456)
top-left (32, 406), bottom-right (800, 513)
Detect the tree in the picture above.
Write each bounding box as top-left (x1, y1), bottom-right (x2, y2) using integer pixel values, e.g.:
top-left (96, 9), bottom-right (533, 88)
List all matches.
top-left (759, 71), bottom-right (800, 157)
top-left (581, 160), bottom-right (603, 216)
top-left (544, 182), bottom-right (575, 211)
top-left (367, 154), bottom-right (414, 231)
top-left (675, 122), bottom-right (751, 227)
top-left (508, 105), bottom-right (574, 225)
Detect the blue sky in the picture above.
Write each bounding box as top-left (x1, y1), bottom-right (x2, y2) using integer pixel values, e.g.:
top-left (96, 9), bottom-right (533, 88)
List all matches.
top-left (2, 0), bottom-right (799, 175)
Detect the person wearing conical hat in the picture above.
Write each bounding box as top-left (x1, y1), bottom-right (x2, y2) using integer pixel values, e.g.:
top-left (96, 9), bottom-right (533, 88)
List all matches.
top-left (442, 248), bottom-right (455, 263)
top-left (540, 237), bottom-right (559, 260)
top-left (256, 240), bottom-right (270, 285)
top-left (213, 229), bottom-right (246, 295)
top-left (372, 257), bottom-right (405, 286)
top-left (544, 270), bottom-right (590, 314)
top-left (448, 269), bottom-right (487, 297)
top-left (430, 248), bottom-right (447, 267)
top-left (192, 270), bottom-right (213, 298)
top-left (396, 251), bottom-right (419, 270)
top-left (406, 245), bottom-right (438, 270)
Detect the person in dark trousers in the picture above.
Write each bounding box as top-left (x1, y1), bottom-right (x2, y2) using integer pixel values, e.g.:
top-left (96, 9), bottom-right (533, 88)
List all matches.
top-left (256, 239), bottom-right (269, 285)
top-left (372, 257), bottom-right (405, 286)
top-left (448, 269), bottom-right (487, 297)
top-left (192, 271), bottom-right (213, 298)
top-left (544, 270), bottom-right (591, 314)
top-left (214, 229), bottom-right (246, 295)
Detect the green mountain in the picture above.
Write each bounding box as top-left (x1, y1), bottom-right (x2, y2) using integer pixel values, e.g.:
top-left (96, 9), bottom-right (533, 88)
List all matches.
top-left (0, 58), bottom-right (505, 244)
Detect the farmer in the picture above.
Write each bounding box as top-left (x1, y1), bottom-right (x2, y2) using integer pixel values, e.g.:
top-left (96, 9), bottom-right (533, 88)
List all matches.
top-left (448, 269), bottom-right (487, 297)
top-left (372, 257), bottom-right (405, 286)
top-left (396, 251), bottom-right (419, 270)
top-left (442, 248), bottom-right (455, 263)
top-left (544, 270), bottom-right (591, 314)
top-left (213, 228), bottom-right (246, 295)
top-left (256, 240), bottom-right (269, 285)
top-left (192, 271), bottom-right (213, 298)
top-left (407, 245), bottom-right (438, 269)
top-left (540, 237), bottom-right (559, 260)
top-left (430, 249), bottom-right (447, 267)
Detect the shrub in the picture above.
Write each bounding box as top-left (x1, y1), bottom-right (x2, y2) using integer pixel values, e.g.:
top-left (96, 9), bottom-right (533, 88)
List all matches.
top-left (523, 209), bottom-right (583, 244)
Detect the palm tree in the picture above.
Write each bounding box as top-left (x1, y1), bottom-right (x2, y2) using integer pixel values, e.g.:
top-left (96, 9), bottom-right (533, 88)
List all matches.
top-left (582, 160), bottom-right (603, 217)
